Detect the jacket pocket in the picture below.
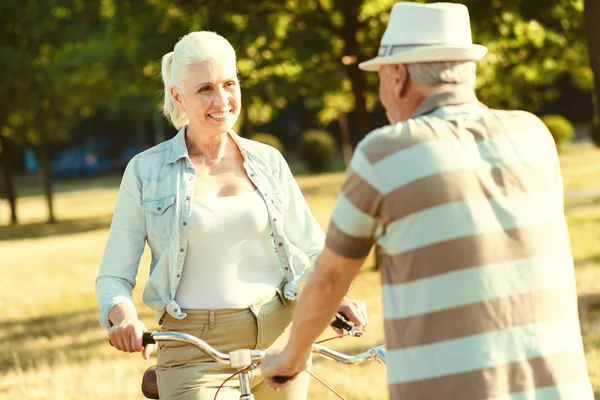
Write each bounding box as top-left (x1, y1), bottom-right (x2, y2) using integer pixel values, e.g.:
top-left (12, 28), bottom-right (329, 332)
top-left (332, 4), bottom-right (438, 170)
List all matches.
top-left (143, 196), bottom-right (176, 240)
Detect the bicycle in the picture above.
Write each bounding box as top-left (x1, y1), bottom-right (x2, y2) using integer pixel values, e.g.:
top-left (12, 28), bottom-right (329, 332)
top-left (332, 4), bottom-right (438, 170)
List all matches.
top-left (137, 313), bottom-right (386, 400)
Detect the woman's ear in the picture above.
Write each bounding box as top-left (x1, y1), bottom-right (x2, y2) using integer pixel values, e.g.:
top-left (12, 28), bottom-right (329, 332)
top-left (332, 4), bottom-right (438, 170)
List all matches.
top-left (170, 87), bottom-right (186, 113)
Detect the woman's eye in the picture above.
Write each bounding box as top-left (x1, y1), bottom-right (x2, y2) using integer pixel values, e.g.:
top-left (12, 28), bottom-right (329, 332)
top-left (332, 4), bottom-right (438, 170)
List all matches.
top-left (225, 81), bottom-right (236, 88)
top-left (199, 86), bottom-right (211, 93)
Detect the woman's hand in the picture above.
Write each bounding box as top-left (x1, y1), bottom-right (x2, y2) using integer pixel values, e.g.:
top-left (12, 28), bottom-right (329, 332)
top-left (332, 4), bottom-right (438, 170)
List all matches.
top-left (108, 318), bottom-right (154, 360)
top-left (332, 296), bottom-right (369, 334)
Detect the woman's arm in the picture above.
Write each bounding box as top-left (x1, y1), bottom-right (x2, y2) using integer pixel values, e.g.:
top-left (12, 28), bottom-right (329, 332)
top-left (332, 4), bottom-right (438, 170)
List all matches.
top-left (95, 158), bottom-right (147, 331)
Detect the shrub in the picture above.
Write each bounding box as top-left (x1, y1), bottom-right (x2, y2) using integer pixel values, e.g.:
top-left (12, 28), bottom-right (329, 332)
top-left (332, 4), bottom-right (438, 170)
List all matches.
top-left (589, 120), bottom-right (600, 148)
top-left (299, 129), bottom-right (336, 173)
top-left (541, 114), bottom-right (574, 152)
top-left (250, 133), bottom-right (285, 153)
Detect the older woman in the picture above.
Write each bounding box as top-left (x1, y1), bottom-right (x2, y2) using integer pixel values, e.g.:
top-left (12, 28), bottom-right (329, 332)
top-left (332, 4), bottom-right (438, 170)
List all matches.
top-left (95, 31), bottom-right (368, 400)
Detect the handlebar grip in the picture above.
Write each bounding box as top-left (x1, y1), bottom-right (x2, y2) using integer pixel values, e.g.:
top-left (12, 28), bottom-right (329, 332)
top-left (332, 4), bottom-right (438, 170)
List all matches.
top-left (142, 331), bottom-right (156, 346)
top-left (109, 331), bottom-right (156, 347)
top-left (331, 312), bottom-right (354, 331)
top-left (273, 376), bottom-right (292, 384)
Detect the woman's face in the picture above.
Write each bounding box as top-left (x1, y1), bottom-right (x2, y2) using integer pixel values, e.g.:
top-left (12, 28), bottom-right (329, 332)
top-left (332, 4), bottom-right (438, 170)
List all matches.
top-left (171, 56), bottom-right (241, 135)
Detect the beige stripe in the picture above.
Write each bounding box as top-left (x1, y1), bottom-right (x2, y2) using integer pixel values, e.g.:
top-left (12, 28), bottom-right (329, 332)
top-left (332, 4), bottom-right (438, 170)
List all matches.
top-left (378, 163), bottom-right (558, 227)
top-left (362, 108), bottom-right (543, 165)
top-left (340, 170), bottom-right (381, 217)
top-left (388, 351), bottom-right (589, 400)
top-left (384, 289), bottom-right (578, 350)
top-left (379, 223), bottom-right (571, 285)
top-left (325, 222), bottom-right (373, 259)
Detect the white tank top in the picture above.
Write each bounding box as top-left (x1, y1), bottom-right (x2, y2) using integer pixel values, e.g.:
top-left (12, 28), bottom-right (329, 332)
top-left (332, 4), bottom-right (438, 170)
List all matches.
top-left (175, 190), bottom-right (284, 309)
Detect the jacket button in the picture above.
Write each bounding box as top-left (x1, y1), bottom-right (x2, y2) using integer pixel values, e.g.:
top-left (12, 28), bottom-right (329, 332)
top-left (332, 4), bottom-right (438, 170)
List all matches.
top-left (180, 248), bottom-right (184, 252)
top-left (176, 274), bottom-right (180, 278)
top-left (185, 197), bottom-right (190, 201)
top-left (273, 218), bottom-right (277, 222)
top-left (250, 173), bottom-right (255, 177)
top-left (278, 243), bottom-right (283, 246)
top-left (285, 267), bottom-right (289, 271)
top-left (183, 222), bottom-right (187, 226)
top-left (157, 207), bottom-right (162, 211)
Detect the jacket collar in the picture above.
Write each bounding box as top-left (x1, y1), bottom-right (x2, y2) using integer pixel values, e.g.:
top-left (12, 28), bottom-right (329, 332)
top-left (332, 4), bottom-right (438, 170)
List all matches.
top-left (412, 85), bottom-right (484, 118)
top-left (165, 127), bottom-right (247, 164)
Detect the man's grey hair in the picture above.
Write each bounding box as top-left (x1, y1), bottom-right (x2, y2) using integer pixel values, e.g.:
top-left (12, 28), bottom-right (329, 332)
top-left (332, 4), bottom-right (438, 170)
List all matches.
top-left (406, 61), bottom-right (476, 87)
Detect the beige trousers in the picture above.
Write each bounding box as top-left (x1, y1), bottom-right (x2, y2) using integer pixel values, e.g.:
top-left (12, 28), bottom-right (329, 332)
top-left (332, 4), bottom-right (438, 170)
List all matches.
top-left (156, 291), bottom-right (311, 399)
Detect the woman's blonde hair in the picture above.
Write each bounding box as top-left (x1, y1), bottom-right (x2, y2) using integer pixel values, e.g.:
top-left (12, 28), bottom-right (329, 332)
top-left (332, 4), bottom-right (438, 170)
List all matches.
top-left (161, 31), bottom-right (236, 129)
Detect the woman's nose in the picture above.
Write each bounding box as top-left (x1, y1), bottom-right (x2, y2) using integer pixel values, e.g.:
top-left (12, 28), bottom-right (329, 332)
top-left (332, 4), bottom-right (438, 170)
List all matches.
top-left (213, 86), bottom-right (228, 106)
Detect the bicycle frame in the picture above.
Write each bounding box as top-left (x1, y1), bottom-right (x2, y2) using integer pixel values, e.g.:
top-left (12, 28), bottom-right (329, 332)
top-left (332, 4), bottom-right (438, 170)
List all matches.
top-left (144, 331), bottom-right (386, 400)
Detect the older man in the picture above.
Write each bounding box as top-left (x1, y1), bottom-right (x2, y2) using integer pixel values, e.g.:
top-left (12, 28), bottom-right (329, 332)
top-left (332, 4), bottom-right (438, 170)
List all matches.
top-left (260, 2), bottom-right (593, 399)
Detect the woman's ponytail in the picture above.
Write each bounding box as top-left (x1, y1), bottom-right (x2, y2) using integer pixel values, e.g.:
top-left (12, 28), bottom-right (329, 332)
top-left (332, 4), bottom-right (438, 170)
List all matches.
top-left (161, 51), bottom-right (188, 129)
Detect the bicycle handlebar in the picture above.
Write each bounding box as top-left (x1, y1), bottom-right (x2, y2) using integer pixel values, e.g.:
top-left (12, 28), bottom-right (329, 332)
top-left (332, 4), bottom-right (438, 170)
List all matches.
top-left (142, 331), bottom-right (386, 384)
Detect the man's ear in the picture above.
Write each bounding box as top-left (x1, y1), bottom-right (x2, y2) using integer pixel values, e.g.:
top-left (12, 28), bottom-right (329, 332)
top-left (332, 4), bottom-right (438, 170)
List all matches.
top-left (395, 64), bottom-right (410, 97)
top-left (170, 86), bottom-right (186, 113)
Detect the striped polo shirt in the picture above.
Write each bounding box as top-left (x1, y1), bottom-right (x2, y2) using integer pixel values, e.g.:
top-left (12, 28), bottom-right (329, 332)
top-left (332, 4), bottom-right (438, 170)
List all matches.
top-left (326, 86), bottom-right (593, 399)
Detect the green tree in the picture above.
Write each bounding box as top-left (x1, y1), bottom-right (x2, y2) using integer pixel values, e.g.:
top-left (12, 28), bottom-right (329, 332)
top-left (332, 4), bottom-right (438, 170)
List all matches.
top-left (0, 0), bottom-right (115, 224)
top-left (584, 0), bottom-right (600, 133)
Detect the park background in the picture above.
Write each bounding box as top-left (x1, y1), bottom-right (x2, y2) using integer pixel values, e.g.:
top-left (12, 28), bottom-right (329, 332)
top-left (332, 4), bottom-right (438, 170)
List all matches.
top-left (2, 0), bottom-right (600, 398)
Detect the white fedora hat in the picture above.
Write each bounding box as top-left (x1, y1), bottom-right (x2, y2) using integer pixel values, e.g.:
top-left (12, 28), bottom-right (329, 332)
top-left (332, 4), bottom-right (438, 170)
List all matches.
top-left (359, 2), bottom-right (488, 71)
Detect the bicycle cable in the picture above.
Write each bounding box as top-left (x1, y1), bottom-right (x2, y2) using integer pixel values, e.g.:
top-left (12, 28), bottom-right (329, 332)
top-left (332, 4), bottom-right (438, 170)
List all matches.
top-left (213, 333), bottom-right (350, 400)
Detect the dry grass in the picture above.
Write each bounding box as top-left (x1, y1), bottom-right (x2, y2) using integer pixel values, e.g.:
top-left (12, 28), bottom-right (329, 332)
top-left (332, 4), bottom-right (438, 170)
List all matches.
top-left (0, 144), bottom-right (599, 399)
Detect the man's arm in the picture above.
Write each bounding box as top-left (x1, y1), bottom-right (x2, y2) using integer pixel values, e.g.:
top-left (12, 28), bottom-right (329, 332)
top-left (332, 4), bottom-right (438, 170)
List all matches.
top-left (261, 141), bottom-right (382, 386)
top-left (261, 247), bottom-right (366, 382)
top-left (287, 247), bottom-right (366, 359)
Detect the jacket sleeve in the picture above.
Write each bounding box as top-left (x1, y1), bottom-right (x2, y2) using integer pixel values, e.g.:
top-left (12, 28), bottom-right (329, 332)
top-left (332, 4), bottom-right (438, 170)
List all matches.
top-left (276, 151), bottom-right (326, 277)
top-left (95, 157), bottom-right (146, 330)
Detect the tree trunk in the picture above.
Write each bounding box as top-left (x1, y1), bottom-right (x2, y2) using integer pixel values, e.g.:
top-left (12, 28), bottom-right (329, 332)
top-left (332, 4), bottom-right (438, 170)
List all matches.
top-left (342, 1), bottom-right (373, 145)
top-left (337, 112), bottom-right (353, 167)
top-left (348, 68), bottom-right (372, 144)
top-left (584, 0), bottom-right (600, 119)
top-left (0, 135), bottom-right (18, 225)
top-left (36, 129), bottom-right (56, 224)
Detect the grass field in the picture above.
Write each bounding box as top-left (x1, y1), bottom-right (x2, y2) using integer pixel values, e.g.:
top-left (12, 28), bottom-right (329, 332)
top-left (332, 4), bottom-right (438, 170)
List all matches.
top-left (1, 143), bottom-right (599, 399)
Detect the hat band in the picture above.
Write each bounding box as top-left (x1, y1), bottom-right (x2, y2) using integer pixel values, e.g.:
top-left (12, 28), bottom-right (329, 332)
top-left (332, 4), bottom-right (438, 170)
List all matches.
top-left (378, 43), bottom-right (443, 57)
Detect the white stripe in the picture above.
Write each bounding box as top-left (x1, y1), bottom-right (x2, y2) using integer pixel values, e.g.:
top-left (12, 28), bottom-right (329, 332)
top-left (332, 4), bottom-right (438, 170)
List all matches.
top-left (349, 146), bottom-right (381, 191)
top-left (381, 252), bottom-right (575, 320)
top-left (330, 194), bottom-right (378, 238)
top-left (374, 130), bottom-right (556, 195)
top-left (379, 191), bottom-right (565, 255)
top-left (486, 380), bottom-right (594, 400)
top-left (386, 315), bottom-right (585, 384)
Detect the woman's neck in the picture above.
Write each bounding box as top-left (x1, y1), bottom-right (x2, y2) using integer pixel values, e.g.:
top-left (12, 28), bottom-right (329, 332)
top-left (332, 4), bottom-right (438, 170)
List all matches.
top-left (185, 126), bottom-right (230, 165)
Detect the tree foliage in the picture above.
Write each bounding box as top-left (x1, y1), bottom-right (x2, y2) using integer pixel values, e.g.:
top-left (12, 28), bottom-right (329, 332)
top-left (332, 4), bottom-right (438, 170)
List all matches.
top-left (0, 0), bottom-right (597, 225)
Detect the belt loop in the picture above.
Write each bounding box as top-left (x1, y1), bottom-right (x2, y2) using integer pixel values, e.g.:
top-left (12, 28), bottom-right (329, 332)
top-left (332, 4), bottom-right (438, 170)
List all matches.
top-left (208, 310), bottom-right (216, 331)
top-left (276, 288), bottom-right (287, 308)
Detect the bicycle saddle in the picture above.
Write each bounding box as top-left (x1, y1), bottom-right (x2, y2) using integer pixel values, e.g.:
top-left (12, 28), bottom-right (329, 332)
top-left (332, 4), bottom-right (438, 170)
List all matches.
top-left (141, 365), bottom-right (159, 399)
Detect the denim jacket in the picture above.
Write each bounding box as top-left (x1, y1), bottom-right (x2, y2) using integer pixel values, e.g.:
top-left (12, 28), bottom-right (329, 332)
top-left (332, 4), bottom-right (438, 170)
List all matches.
top-left (96, 128), bottom-right (325, 330)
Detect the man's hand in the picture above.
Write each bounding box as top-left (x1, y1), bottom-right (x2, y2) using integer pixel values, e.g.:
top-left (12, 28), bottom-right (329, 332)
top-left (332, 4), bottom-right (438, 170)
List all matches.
top-left (108, 318), bottom-right (154, 360)
top-left (332, 296), bottom-right (368, 334)
top-left (260, 348), bottom-right (309, 390)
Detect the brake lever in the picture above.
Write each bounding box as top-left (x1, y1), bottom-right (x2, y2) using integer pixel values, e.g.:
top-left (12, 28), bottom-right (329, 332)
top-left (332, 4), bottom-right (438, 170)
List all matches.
top-left (330, 312), bottom-right (363, 337)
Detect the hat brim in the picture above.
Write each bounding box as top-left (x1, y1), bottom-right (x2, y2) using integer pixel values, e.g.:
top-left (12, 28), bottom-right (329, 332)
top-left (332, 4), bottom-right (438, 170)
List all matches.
top-left (358, 44), bottom-right (488, 71)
